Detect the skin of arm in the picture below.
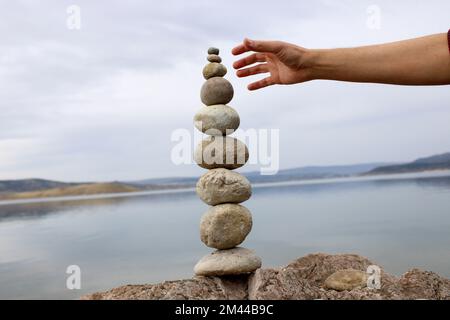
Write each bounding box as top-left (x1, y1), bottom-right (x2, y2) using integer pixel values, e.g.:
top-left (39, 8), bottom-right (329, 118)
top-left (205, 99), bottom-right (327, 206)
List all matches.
top-left (232, 34), bottom-right (450, 90)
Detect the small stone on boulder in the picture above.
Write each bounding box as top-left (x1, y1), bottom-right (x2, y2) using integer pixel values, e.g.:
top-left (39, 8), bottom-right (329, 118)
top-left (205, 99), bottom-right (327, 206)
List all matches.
top-left (324, 269), bottom-right (369, 291)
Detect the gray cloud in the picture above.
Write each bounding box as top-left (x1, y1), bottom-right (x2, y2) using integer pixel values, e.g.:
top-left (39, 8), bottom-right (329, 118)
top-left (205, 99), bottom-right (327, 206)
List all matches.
top-left (1, 0), bottom-right (450, 181)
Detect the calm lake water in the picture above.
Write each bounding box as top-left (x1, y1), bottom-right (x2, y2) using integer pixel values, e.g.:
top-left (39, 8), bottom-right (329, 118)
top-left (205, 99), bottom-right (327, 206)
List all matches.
top-left (1, 172), bottom-right (450, 299)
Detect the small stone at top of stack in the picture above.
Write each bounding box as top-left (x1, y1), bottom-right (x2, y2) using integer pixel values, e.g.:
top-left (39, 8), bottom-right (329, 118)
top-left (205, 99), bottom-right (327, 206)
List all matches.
top-left (193, 47), bottom-right (261, 277)
top-left (202, 47), bottom-right (227, 80)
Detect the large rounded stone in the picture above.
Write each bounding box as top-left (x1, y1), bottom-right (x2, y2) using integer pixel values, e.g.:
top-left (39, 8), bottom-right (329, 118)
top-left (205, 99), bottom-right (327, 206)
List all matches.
top-left (194, 105), bottom-right (239, 136)
top-left (202, 63), bottom-right (227, 80)
top-left (200, 204), bottom-right (252, 249)
top-left (194, 247), bottom-right (262, 276)
top-left (200, 77), bottom-right (234, 106)
top-left (196, 169), bottom-right (251, 205)
top-left (194, 136), bottom-right (249, 170)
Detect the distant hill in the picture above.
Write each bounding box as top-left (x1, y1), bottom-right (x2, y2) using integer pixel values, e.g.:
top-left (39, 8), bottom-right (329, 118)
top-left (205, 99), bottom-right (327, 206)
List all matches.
top-left (127, 163), bottom-right (390, 187)
top-left (275, 163), bottom-right (390, 176)
top-left (367, 152), bottom-right (450, 175)
top-left (0, 182), bottom-right (140, 200)
top-left (129, 176), bottom-right (198, 187)
top-left (1, 153), bottom-right (448, 201)
top-left (0, 163), bottom-right (393, 199)
top-left (0, 179), bottom-right (79, 193)
top-left (244, 162), bottom-right (392, 184)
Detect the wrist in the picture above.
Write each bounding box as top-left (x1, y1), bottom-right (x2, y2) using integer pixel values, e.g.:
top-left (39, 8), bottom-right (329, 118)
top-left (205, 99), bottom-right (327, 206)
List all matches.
top-left (304, 48), bottom-right (347, 81)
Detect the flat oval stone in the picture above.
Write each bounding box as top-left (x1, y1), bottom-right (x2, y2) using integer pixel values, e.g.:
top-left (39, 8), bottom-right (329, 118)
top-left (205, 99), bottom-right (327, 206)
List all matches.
top-left (194, 247), bottom-right (262, 276)
top-left (207, 54), bottom-right (222, 63)
top-left (324, 269), bottom-right (368, 291)
top-left (200, 204), bottom-right (252, 249)
top-left (194, 136), bottom-right (249, 170)
top-left (194, 105), bottom-right (239, 136)
top-left (200, 77), bottom-right (234, 106)
top-left (196, 169), bottom-right (251, 205)
top-left (208, 47), bottom-right (219, 55)
top-left (202, 63), bottom-right (227, 80)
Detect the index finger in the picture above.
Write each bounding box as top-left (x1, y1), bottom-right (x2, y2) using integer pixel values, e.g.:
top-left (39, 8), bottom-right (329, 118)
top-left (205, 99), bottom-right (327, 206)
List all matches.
top-left (232, 43), bottom-right (250, 55)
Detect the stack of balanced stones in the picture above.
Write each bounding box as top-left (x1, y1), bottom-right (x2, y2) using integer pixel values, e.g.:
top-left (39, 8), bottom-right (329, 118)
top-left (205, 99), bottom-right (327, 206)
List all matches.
top-left (193, 47), bottom-right (262, 276)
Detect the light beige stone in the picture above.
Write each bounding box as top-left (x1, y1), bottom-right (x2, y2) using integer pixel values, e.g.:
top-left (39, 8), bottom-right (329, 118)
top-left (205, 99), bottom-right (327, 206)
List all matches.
top-left (194, 247), bottom-right (262, 276)
top-left (200, 204), bottom-right (252, 249)
top-left (196, 169), bottom-right (251, 205)
top-left (324, 269), bottom-right (369, 291)
top-left (194, 136), bottom-right (249, 170)
top-left (194, 105), bottom-right (239, 136)
top-left (202, 63), bottom-right (227, 80)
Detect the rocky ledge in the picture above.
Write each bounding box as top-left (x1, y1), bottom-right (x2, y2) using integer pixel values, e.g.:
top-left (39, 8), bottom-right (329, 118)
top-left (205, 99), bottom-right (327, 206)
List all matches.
top-left (82, 253), bottom-right (450, 300)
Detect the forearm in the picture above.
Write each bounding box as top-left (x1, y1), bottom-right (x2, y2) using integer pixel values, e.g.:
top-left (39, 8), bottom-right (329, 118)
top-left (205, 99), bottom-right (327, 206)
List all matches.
top-left (306, 33), bottom-right (450, 85)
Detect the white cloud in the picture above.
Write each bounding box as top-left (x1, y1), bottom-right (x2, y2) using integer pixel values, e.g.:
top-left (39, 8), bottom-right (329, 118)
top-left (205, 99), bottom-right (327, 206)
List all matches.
top-left (0, 0), bottom-right (449, 181)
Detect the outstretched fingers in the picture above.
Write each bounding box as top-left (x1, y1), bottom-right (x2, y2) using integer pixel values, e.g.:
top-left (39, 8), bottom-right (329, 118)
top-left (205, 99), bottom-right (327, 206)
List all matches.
top-left (232, 38), bottom-right (283, 91)
top-left (233, 53), bottom-right (266, 69)
top-left (232, 38), bottom-right (283, 56)
top-left (236, 63), bottom-right (269, 78)
top-left (231, 43), bottom-right (249, 55)
top-left (247, 76), bottom-right (274, 91)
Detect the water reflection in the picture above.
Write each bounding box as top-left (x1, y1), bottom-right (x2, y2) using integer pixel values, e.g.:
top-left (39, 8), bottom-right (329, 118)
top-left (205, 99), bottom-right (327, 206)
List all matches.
top-left (0, 190), bottom-right (197, 222)
top-left (0, 173), bottom-right (449, 299)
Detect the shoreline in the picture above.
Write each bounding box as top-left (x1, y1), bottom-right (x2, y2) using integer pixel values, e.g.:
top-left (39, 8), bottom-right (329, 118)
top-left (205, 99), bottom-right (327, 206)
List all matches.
top-left (1, 170), bottom-right (449, 206)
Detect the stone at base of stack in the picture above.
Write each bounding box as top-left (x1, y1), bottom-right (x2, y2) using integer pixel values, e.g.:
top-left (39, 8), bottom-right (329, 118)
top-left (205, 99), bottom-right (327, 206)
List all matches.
top-left (193, 47), bottom-right (261, 277)
top-left (194, 247), bottom-right (262, 276)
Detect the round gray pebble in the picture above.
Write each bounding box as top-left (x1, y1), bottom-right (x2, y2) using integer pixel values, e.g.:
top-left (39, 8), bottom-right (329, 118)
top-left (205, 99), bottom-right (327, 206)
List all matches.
top-left (200, 77), bottom-right (234, 106)
top-left (208, 47), bottom-right (219, 55)
top-left (207, 54), bottom-right (222, 63)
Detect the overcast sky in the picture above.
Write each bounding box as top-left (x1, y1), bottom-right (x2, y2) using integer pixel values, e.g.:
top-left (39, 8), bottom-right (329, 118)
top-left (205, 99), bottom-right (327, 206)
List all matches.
top-left (1, 0), bottom-right (449, 181)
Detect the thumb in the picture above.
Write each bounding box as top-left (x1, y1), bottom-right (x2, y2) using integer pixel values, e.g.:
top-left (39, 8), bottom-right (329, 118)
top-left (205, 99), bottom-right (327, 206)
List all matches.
top-left (244, 38), bottom-right (282, 53)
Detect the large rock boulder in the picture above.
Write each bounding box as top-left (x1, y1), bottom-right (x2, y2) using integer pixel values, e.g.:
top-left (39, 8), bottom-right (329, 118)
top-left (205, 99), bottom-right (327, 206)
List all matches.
top-left (82, 253), bottom-right (450, 300)
top-left (81, 275), bottom-right (249, 300)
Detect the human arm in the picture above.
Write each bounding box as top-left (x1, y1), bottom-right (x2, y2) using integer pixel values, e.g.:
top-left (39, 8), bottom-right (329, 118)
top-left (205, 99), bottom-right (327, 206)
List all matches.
top-left (232, 32), bottom-right (450, 90)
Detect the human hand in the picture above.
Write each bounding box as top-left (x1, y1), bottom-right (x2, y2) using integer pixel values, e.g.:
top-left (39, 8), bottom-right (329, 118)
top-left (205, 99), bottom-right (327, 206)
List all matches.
top-left (232, 38), bottom-right (312, 90)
